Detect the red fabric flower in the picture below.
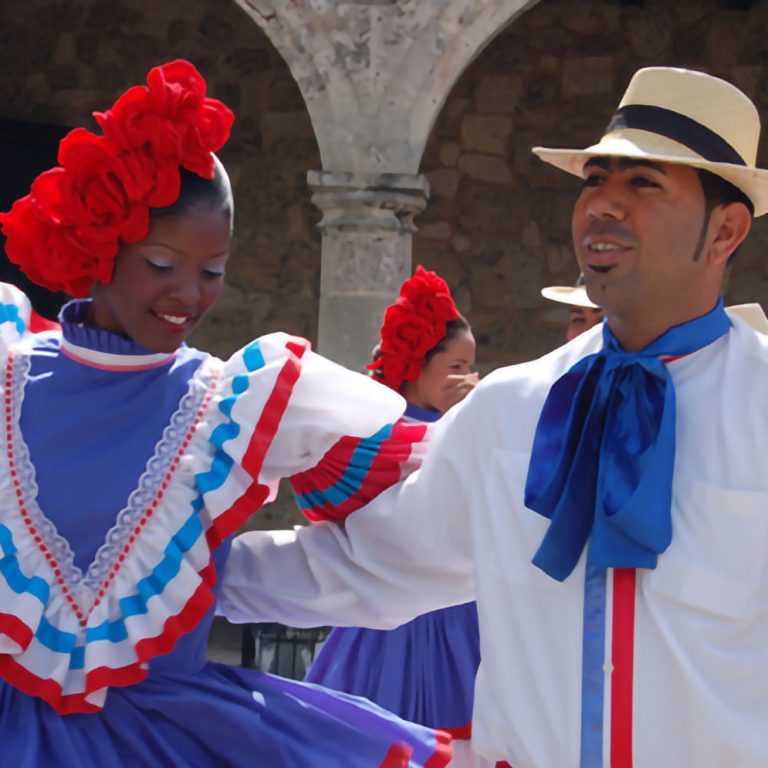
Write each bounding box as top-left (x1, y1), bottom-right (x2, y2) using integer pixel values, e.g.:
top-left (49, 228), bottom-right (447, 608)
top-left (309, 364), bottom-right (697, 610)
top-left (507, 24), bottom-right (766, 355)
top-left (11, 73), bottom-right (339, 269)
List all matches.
top-left (0, 60), bottom-right (234, 297)
top-left (96, 60), bottom-right (233, 180)
top-left (147, 59), bottom-right (207, 116)
top-left (110, 146), bottom-right (181, 209)
top-left (95, 86), bottom-right (183, 165)
top-left (367, 266), bottom-right (460, 391)
top-left (0, 194), bottom-right (108, 297)
top-left (51, 130), bottom-right (149, 244)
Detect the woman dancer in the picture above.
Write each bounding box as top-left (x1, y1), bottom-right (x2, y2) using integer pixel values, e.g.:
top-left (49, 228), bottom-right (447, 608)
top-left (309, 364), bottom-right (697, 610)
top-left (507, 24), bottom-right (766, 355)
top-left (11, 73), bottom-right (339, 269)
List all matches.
top-left (301, 267), bottom-right (492, 768)
top-left (0, 60), bottom-right (450, 768)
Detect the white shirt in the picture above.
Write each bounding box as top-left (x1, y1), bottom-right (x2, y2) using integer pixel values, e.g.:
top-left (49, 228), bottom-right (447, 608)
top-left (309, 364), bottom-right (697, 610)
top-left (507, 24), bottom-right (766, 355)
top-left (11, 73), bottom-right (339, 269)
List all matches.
top-left (220, 314), bottom-right (768, 767)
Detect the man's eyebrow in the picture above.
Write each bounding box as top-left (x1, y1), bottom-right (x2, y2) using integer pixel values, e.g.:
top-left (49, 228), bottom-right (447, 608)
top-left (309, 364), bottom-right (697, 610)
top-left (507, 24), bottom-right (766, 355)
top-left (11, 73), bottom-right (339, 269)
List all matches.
top-left (582, 156), bottom-right (668, 175)
top-left (583, 157), bottom-right (610, 172)
top-left (618, 158), bottom-right (668, 174)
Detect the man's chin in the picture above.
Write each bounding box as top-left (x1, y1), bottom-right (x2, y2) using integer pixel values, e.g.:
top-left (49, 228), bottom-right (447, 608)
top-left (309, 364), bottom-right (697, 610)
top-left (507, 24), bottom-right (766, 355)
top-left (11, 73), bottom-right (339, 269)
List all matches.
top-left (583, 270), bottom-right (619, 297)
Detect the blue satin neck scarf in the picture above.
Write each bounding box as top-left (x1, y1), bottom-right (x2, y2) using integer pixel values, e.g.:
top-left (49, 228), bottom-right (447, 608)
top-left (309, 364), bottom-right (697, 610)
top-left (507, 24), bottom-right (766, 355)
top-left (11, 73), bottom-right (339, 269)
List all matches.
top-left (525, 299), bottom-right (730, 581)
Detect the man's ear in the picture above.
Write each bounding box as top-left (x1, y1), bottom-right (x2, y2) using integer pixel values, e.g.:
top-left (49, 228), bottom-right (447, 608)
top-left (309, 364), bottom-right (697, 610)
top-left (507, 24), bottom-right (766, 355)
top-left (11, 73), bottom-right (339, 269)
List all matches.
top-left (708, 202), bottom-right (752, 266)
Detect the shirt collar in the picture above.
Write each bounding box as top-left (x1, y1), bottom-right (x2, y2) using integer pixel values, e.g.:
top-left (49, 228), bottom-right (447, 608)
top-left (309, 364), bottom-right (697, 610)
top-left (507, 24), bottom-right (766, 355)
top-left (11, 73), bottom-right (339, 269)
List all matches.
top-left (403, 402), bottom-right (442, 423)
top-left (58, 299), bottom-right (179, 371)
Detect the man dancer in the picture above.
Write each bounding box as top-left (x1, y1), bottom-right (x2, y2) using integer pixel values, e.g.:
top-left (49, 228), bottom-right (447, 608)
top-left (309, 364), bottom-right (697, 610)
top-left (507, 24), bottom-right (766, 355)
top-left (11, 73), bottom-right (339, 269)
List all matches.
top-left (220, 67), bottom-right (768, 767)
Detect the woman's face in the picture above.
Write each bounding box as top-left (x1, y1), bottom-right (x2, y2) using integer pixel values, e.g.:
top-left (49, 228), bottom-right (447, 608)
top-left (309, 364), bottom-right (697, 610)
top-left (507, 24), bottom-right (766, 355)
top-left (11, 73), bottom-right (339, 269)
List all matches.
top-left (90, 203), bottom-right (231, 353)
top-left (405, 329), bottom-right (477, 414)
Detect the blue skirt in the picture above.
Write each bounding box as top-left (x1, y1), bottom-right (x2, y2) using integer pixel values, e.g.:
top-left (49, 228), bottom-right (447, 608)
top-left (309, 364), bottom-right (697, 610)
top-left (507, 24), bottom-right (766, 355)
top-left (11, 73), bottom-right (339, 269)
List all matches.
top-left (307, 602), bottom-right (480, 735)
top-left (0, 662), bottom-right (451, 767)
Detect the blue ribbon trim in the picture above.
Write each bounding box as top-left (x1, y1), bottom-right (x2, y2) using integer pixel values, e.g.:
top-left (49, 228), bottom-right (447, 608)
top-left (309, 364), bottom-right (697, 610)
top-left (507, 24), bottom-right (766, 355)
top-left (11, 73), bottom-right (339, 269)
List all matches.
top-left (0, 524), bottom-right (50, 604)
top-left (195, 339), bottom-right (265, 496)
top-left (579, 564), bottom-right (608, 767)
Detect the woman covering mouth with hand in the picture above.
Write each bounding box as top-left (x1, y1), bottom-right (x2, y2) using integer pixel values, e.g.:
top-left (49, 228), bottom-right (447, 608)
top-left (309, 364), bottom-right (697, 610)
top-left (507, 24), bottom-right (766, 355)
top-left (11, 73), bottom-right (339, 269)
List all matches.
top-left (301, 266), bottom-right (489, 768)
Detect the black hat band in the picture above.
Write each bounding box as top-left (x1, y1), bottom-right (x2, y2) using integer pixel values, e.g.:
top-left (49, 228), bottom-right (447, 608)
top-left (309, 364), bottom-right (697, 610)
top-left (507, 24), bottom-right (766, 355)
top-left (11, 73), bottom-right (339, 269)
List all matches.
top-left (605, 105), bottom-right (746, 167)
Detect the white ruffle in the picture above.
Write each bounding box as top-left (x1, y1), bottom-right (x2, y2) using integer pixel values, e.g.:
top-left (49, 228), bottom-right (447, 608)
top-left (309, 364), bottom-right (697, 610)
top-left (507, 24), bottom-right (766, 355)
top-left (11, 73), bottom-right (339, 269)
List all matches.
top-left (0, 330), bottom-right (404, 713)
top-left (0, 348), bottom-right (223, 712)
top-left (196, 332), bottom-right (404, 521)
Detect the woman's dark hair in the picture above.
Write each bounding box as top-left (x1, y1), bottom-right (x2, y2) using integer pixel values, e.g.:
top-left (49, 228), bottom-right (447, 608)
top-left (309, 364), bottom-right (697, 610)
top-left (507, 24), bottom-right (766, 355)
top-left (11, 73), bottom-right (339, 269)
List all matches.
top-left (151, 156), bottom-right (233, 224)
top-left (425, 315), bottom-right (471, 364)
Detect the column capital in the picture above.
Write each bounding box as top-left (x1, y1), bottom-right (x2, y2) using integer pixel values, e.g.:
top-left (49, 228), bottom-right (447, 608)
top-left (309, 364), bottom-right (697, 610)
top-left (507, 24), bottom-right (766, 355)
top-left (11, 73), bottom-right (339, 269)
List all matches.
top-left (308, 170), bottom-right (430, 234)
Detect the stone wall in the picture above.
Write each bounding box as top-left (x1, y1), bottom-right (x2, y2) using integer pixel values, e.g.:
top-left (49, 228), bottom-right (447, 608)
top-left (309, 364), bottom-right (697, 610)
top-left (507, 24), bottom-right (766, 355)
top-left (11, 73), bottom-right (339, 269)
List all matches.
top-left (3, 0), bottom-right (768, 529)
top-left (415, 0), bottom-right (768, 370)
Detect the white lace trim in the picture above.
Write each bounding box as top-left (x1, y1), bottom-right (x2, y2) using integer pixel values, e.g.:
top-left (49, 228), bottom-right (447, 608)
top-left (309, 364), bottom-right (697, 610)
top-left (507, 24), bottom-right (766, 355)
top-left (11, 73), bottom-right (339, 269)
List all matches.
top-left (82, 364), bottom-right (216, 603)
top-left (6, 352), bottom-right (83, 596)
top-left (5, 349), bottom-right (218, 616)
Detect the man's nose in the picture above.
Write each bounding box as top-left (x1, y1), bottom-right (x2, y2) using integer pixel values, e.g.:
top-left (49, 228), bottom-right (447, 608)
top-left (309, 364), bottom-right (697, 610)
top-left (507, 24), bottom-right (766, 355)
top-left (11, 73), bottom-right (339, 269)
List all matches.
top-left (586, 179), bottom-right (627, 220)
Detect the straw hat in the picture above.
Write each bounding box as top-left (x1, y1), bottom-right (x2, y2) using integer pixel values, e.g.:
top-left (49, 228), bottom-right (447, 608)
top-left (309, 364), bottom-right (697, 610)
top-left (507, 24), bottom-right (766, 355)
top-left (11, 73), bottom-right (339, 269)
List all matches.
top-left (541, 274), bottom-right (599, 309)
top-left (533, 67), bottom-right (768, 217)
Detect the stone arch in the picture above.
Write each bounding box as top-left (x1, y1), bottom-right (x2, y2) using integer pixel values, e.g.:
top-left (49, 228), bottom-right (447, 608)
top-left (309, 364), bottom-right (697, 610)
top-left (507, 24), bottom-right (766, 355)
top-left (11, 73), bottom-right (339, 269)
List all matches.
top-left (235, 0), bottom-right (540, 173)
top-left (234, 0), bottom-right (542, 367)
top-left (402, 1), bottom-right (541, 174)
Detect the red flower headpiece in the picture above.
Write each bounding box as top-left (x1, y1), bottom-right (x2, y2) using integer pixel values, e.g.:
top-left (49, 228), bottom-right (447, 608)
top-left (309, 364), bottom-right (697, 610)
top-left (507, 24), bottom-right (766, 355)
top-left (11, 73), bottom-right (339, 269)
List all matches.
top-left (0, 60), bottom-right (234, 297)
top-left (367, 265), bottom-right (460, 391)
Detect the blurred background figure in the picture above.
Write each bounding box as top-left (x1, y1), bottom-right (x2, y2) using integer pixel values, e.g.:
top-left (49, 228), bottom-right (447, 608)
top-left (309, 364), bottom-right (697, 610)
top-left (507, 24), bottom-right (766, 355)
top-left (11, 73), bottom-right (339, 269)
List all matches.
top-left (305, 266), bottom-right (491, 768)
top-left (543, 275), bottom-right (768, 342)
top-left (541, 273), bottom-right (604, 341)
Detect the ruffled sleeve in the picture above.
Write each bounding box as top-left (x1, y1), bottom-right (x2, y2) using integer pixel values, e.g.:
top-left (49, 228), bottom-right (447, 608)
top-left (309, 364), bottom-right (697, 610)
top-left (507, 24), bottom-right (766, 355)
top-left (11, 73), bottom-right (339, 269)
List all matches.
top-left (0, 329), bottom-right (415, 714)
top-left (0, 283), bottom-right (33, 349)
top-left (196, 332), bottom-right (412, 536)
top-left (289, 419), bottom-right (431, 523)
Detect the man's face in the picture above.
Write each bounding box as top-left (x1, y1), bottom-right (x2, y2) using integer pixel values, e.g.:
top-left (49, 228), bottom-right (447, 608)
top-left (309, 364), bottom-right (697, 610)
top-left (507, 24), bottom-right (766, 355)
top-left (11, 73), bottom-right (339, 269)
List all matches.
top-left (566, 306), bottom-right (604, 341)
top-left (571, 157), bottom-right (712, 328)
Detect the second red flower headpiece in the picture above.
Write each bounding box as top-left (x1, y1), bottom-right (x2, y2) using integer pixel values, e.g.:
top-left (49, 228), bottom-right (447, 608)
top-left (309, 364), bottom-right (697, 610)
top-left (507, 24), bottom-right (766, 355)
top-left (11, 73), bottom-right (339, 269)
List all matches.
top-left (368, 266), bottom-right (460, 391)
top-left (0, 60), bottom-right (234, 297)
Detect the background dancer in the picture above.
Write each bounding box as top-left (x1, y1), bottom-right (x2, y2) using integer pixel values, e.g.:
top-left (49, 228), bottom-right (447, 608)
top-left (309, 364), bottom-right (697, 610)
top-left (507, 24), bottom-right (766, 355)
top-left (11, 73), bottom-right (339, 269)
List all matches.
top-left (302, 266), bottom-right (487, 768)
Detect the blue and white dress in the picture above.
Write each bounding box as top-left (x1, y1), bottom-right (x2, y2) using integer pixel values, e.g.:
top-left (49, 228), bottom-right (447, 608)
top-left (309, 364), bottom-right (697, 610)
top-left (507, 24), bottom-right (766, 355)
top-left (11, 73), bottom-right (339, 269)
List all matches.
top-left (0, 283), bottom-right (451, 768)
top-left (306, 403), bottom-right (488, 767)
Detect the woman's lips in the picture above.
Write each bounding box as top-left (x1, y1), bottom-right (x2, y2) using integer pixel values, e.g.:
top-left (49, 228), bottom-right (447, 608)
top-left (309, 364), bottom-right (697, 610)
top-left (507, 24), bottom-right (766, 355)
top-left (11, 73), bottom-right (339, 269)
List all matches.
top-left (153, 311), bottom-right (194, 333)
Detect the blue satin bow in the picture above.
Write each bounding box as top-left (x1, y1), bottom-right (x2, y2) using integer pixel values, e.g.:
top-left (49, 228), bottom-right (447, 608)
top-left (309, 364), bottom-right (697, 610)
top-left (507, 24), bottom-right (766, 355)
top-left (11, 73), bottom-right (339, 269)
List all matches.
top-left (525, 299), bottom-right (730, 582)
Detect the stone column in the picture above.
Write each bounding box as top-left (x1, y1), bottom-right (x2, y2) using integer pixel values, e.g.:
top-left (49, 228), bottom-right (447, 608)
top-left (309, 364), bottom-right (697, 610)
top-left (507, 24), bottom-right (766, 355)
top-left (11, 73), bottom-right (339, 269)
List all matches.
top-left (233, 0), bottom-right (541, 366)
top-left (309, 171), bottom-right (430, 369)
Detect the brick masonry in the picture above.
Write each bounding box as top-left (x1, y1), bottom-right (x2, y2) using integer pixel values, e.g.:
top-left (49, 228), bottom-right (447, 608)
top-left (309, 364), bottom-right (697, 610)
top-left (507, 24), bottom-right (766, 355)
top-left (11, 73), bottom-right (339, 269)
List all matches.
top-left (2, 0), bottom-right (768, 528)
top-left (416, 0), bottom-right (768, 369)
